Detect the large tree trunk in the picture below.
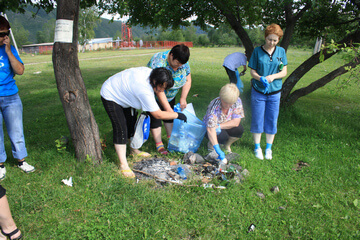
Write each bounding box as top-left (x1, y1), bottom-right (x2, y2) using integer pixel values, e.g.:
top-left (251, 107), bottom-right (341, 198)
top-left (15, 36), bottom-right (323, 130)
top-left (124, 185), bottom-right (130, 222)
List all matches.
top-left (52, 0), bottom-right (102, 163)
top-left (280, 1), bottom-right (312, 51)
top-left (225, 13), bottom-right (254, 59)
top-left (213, 1), bottom-right (254, 59)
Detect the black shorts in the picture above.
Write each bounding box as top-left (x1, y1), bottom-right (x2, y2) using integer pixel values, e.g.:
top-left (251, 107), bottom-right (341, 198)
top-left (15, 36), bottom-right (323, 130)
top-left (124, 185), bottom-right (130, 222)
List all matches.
top-left (206, 124), bottom-right (244, 144)
top-left (0, 184), bottom-right (6, 199)
top-left (149, 98), bottom-right (176, 129)
top-left (101, 97), bottom-right (138, 144)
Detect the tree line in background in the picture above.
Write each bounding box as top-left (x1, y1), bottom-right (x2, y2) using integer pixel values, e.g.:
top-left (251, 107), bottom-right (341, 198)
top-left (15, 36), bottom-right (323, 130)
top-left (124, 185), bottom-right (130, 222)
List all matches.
top-left (6, 6), bottom-right (314, 49)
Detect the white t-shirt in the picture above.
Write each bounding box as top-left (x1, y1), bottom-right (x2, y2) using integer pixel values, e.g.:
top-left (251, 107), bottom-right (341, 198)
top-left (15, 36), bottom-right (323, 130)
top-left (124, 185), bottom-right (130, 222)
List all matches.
top-left (100, 67), bottom-right (160, 112)
top-left (223, 52), bottom-right (247, 71)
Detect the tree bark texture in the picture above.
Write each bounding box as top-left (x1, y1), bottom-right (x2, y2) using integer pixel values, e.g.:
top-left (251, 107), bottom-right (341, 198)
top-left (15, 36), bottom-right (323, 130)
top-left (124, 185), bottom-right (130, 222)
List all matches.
top-left (52, 0), bottom-right (102, 163)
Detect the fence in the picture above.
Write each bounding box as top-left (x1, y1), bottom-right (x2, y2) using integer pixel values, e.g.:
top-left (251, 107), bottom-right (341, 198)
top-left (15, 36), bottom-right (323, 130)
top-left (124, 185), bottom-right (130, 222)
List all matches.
top-left (113, 41), bottom-right (193, 49)
top-left (22, 40), bottom-right (193, 54)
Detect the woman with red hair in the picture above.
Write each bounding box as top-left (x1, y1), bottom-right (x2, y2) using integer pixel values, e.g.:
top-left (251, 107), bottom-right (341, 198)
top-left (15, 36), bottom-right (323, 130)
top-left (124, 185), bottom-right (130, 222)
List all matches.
top-left (248, 24), bottom-right (288, 160)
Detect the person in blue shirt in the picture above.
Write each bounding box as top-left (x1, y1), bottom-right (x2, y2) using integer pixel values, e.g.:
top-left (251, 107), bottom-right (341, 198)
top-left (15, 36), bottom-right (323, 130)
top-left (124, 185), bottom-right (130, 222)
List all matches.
top-left (0, 16), bottom-right (35, 180)
top-left (248, 24), bottom-right (288, 160)
top-left (147, 44), bottom-right (192, 155)
top-left (223, 52), bottom-right (247, 92)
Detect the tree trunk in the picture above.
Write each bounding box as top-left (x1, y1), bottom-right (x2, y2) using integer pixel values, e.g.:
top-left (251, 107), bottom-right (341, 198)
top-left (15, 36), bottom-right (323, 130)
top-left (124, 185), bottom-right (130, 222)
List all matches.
top-left (281, 1), bottom-right (312, 51)
top-left (213, 1), bottom-right (254, 59)
top-left (281, 29), bottom-right (360, 105)
top-left (226, 14), bottom-right (254, 59)
top-left (283, 61), bottom-right (358, 105)
top-left (52, 0), bottom-right (102, 163)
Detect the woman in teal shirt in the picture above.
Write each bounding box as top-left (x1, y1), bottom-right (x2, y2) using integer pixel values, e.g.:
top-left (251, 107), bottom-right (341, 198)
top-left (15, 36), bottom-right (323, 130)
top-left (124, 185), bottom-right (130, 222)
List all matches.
top-left (248, 24), bottom-right (288, 160)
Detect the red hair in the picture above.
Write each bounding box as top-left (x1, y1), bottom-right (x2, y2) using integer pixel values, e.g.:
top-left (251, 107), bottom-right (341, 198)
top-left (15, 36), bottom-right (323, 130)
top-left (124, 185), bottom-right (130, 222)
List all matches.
top-left (265, 24), bottom-right (283, 40)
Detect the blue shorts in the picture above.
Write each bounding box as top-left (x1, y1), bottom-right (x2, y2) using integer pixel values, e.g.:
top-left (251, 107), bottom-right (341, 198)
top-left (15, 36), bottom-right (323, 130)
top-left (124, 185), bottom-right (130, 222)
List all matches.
top-left (250, 88), bottom-right (281, 134)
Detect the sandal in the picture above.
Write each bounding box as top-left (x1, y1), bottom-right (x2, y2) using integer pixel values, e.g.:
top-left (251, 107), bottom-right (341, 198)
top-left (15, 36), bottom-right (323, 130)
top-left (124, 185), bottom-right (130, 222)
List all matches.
top-left (120, 169), bottom-right (136, 178)
top-left (1, 228), bottom-right (22, 240)
top-left (131, 151), bottom-right (151, 158)
top-left (156, 144), bottom-right (168, 155)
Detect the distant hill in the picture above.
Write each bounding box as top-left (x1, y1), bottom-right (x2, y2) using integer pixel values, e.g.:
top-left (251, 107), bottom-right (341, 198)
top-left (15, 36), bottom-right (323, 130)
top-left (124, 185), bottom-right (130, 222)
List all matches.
top-left (5, 6), bottom-right (206, 44)
top-left (6, 6), bottom-right (205, 43)
top-left (6, 6), bottom-right (157, 44)
top-left (6, 6), bottom-right (57, 43)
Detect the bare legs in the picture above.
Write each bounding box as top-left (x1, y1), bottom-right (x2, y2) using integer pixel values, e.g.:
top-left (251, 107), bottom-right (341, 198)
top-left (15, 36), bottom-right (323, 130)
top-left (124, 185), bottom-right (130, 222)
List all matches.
top-left (151, 127), bottom-right (162, 144)
top-left (223, 137), bottom-right (239, 153)
top-left (253, 133), bottom-right (275, 145)
top-left (164, 122), bottom-right (173, 137)
top-left (114, 144), bottom-right (135, 178)
top-left (0, 195), bottom-right (22, 240)
top-left (151, 123), bottom-right (173, 155)
top-left (253, 133), bottom-right (262, 145)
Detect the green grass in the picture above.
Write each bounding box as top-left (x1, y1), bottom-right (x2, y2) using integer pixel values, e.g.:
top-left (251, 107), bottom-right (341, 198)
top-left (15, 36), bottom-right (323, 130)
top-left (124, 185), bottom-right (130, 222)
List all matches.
top-left (2, 47), bottom-right (359, 239)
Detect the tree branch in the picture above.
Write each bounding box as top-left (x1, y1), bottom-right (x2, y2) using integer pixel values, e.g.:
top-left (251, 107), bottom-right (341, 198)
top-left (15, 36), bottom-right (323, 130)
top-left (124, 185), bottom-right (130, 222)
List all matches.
top-left (281, 29), bottom-right (360, 104)
top-left (284, 61), bottom-right (358, 106)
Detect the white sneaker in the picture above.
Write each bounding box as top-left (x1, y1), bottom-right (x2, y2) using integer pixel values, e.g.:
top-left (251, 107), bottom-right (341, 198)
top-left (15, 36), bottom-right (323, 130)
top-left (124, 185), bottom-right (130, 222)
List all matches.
top-left (0, 167), bottom-right (6, 180)
top-left (265, 149), bottom-right (273, 160)
top-left (18, 162), bottom-right (35, 173)
top-left (254, 148), bottom-right (264, 160)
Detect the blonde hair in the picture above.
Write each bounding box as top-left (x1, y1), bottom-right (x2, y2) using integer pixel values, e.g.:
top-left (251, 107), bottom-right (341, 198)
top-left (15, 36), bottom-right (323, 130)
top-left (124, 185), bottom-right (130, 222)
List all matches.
top-left (219, 83), bottom-right (239, 104)
top-left (265, 23), bottom-right (283, 40)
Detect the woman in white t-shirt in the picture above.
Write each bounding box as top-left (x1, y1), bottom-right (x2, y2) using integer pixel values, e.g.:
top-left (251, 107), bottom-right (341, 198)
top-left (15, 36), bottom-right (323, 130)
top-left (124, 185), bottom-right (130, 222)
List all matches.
top-left (100, 67), bottom-right (187, 178)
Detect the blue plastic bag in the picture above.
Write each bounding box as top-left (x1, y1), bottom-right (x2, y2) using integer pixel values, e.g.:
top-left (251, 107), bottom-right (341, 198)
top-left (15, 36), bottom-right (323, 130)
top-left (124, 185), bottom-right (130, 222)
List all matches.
top-left (168, 105), bottom-right (206, 153)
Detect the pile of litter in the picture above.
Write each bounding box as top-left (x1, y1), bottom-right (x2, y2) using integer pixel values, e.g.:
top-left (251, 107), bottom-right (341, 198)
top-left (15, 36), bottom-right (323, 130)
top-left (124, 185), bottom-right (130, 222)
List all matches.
top-left (132, 151), bottom-right (249, 188)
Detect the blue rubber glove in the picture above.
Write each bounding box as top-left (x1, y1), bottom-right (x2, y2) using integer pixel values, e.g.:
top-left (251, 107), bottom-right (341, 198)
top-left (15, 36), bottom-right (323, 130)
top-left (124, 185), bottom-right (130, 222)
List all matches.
top-left (216, 124), bottom-right (221, 135)
top-left (260, 76), bottom-right (270, 94)
top-left (174, 103), bottom-right (181, 112)
top-left (213, 144), bottom-right (226, 160)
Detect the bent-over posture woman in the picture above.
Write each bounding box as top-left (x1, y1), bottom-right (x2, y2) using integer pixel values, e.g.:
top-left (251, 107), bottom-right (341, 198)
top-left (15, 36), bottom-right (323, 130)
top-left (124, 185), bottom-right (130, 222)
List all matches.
top-left (100, 67), bottom-right (186, 178)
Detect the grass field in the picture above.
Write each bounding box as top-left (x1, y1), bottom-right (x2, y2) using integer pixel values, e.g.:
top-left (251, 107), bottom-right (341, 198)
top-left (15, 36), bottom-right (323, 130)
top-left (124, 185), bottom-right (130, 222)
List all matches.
top-left (1, 47), bottom-right (359, 239)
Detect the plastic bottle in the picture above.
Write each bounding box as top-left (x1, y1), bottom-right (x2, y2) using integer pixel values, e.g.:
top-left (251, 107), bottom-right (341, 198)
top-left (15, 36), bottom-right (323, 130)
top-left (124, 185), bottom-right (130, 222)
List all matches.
top-left (219, 158), bottom-right (228, 172)
top-left (178, 123), bottom-right (188, 152)
top-left (177, 166), bottom-right (187, 180)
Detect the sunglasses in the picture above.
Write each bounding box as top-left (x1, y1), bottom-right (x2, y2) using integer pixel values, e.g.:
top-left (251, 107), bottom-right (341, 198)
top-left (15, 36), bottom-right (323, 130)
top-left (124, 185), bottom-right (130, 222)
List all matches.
top-left (0, 31), bottom-right (10, 37)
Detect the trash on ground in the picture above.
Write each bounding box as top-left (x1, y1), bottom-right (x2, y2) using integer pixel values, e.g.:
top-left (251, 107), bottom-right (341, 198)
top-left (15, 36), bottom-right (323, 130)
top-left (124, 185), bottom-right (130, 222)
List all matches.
top-left (293, 161), bottom-right (310, 171)
top-left (62, 177), bottom-right (73, 187)
top-left (247, 223), bottom-right (256, 233)
top-left (271, 186), bottom-right (280, 193)
top-left (132, 151), bottom-right (249, 188)
top-left (256, 192), bottom-right (265, 199)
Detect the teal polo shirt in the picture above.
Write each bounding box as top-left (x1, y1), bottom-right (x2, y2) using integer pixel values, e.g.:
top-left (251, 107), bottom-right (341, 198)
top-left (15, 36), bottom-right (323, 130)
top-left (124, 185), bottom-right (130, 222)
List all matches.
top-left (248, 46), bottom-right (287, 94)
